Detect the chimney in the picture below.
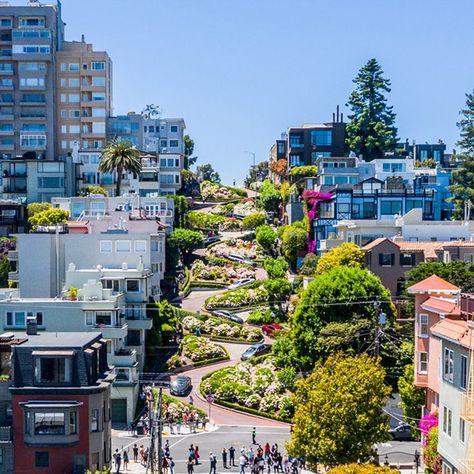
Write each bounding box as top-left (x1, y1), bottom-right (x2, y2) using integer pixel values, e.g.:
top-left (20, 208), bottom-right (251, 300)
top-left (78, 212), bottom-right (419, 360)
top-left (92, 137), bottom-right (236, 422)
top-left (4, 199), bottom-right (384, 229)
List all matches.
top-left (340, 113), bottom-right (343, 123)
top-left (332, 113), bottom-right (335, 122)
top-left (26, 315), bottom-right (37, 336)
top-left (336, 105), bottom-right (340, 122)
top-left (81, 34), bottom-right (85, 43)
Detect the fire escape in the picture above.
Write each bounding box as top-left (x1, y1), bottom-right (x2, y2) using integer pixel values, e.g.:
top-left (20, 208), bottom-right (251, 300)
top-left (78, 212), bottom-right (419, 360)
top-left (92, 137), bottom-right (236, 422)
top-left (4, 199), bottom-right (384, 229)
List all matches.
top-left (460, 294), bottom-right (474, 473)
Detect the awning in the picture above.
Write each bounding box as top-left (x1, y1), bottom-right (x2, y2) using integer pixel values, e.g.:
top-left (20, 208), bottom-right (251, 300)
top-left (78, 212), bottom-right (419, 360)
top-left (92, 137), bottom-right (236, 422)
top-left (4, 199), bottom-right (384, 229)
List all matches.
top-left (20, 401), bottom-right (83, 409)
top-left (31, 350), bottom-right (75, 356)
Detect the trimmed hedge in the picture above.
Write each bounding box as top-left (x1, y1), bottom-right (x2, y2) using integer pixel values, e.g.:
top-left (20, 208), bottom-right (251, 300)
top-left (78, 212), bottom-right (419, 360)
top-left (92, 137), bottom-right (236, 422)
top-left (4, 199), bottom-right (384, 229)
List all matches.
top-left (181, 268), bottom-right (192, 297)
top-left (193, 355), bottom-right (230, 368)
top-left (162, 393), bottom-right (207, 417)
top-left (191, 281), bottom-right (228, 289)
top-left (202, 334), bottom-right (263, 344)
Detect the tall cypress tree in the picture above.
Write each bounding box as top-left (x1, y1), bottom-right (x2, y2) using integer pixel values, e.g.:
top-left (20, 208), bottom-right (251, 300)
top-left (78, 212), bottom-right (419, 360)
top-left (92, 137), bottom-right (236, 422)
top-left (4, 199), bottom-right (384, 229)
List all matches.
top-left (449, 90), bottom-right (474, 219)
top-left (345, 58), bottom-right (398, 161)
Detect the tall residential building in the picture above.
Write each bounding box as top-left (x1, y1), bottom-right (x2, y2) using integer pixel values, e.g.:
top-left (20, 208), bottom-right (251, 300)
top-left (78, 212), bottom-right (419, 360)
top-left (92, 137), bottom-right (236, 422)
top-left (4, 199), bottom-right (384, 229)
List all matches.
top-left (0, 0), bottom-right (64, 161)
top-left (56, 38), bottom-right (113, 159)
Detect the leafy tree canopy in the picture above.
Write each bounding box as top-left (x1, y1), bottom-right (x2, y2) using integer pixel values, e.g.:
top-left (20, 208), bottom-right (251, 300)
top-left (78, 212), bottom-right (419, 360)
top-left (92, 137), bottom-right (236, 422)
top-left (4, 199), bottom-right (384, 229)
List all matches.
top-left (245, 161), bottom-right (269, 187)
top-left (287, 353), bottom-right (391, 467)
top-left (27, 202), bottom-right (51, 218)
top-left (288, 165), bottom-right (318, 179)
top-left (281, 224), bottom-right (307, 267)
top-left (197, 163), bottom-right (220, 183)
top-left (345, 58), bottom-right (398, 160)
top-left (28, 208), bottom-right (69, 231)
top-left (259, 179), bottom-right (281, 212)
top-left (329, 465), bottom-right (399, 474)
top-left (299, 252), bottom-right (318, 276)
top-left (85, 185), bottom-right (107, 196)
top-left (316, 243), bottom-right (365, 274)
top-left (263, 257), bottom-right (289, 279)
top-left (184, 134), bottom-right (198, 170)
top-left (398, 363), bottom-right (425, 436)
top-left (242, 212), bottom-right (266, 230)
top-left (168, 228), bottom-right (202, 264)
top-left (256, 225), bottom-right (276, 252)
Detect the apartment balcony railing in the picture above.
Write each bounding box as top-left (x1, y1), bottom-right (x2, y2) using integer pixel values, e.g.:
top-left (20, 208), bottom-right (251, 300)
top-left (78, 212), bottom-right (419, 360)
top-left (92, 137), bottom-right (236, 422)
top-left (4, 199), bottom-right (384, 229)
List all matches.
top-left (461, 392), bottom-right (474, 423)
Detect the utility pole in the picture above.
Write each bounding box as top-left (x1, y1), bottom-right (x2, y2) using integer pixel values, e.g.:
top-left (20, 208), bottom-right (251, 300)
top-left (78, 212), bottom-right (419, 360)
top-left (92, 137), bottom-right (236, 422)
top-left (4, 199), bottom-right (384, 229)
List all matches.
top-left (146, 387), bottom-right (163, 474)
top-left (374, 300), bottom-right (380, 358)
top-left (157, 387), bottom-right (163, 474)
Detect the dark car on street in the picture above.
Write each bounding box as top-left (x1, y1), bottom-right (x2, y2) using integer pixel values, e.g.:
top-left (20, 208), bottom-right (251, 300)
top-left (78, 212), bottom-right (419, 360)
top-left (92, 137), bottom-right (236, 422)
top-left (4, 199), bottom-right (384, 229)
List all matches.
top-left (240, 343), bottom-right (272, 361)
top-left (389, 422), bottom-right (413, 441)
top-left (170, 375), bottom-right (192, 396)
top-left (213, 310), bottom-right (244, 324)
top-left (204, 236), bottom-right (221, 246)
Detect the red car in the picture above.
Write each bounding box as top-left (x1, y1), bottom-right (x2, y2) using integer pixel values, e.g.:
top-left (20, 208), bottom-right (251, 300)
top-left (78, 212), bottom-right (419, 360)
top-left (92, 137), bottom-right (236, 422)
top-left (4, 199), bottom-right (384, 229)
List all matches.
top-left (262, 323), bottom-right (284, 336)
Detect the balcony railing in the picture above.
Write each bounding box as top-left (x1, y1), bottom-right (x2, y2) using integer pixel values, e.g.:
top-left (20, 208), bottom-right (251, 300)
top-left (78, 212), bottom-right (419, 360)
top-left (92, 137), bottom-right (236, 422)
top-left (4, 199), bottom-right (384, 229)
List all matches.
top-left (461, 392), bottom-right (474, 423)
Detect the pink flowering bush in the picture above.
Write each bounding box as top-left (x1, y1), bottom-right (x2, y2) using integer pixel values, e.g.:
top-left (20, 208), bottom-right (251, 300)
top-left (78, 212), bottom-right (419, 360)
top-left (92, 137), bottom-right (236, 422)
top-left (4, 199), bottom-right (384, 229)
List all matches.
top-left (419, 413), bottom-right (441, 474)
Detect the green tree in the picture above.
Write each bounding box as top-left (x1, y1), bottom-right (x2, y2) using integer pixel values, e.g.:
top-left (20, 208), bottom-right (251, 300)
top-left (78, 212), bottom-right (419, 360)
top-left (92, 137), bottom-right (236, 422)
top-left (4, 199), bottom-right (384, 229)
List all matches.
top-left (28, 208), bottom-right (69, 231)
top-left (292, 266), bottom-right (395, 367)
top-left (316, 243), bottom-right (365, 274)
top-left (404, 260), bottom-right (474, 292)
top-left (171, 195), bottom-right (189, 228)
top-left (245, 161), bottom-right (269, 186)
top-left (263, 257), bottom-right (288, 279)
top-left (168, 228), bottom-right (202, 264)
top-left (242, 212), bottom-right (266, 230)
top-left (264, 278), bottom-right (292, 303)
top-left (346, 58), bottom-right (398, 160)
top-left (0, 256), bottom-right (9, 287)
top-left (287, 353), bottom-right (391, 467)
top-left (256, 225), bottom-right (276, 252)
top-left (27, 202), bottom-right (51, 218)
top-left (299, 253), bottom-right (318, 276)
top-left (281, 224), bottom-right (307, 267)
top-left (259, 179), bottom-right (281, 212)
top-left (197, 163), bottom-right (220, 183)
top-left (184, 134), bottom-right (198, 170)
top-left (84, 185), bottom-right (107, 196)
top-left (398, 363), bottom-right (425, 436)
top-left (449, 91), bottom-right (474, 219)
top-left (99, 140), bottom-right (141, 197)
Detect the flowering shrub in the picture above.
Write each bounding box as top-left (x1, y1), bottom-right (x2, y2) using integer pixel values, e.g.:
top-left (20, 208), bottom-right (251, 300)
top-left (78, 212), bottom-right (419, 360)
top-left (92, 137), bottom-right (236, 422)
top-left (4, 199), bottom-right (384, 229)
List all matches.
top-left (419, 413), bottom-right (441, 474)
top-left (205, 285), bottom-right (269, 309)
top-left (201, 181), bottom-right (246, 200)
top-left (233, 200), bottom-right (260, 217)
top-left (191, 260), bottom-right (255, 283)
top-left (182, 315), bottom-right (261, 341)
top-left (181, 335), bottom-right (227, 362)
top-left (207, 238), bottom-right (263, 260)
top-left (201, 359), bottom-right (293, 420)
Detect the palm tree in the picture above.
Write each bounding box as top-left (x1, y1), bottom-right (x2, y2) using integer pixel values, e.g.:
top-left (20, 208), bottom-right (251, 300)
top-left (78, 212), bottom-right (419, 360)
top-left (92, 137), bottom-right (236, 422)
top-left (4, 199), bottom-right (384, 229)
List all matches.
top-left (99, 140), bottom-right (141, 196)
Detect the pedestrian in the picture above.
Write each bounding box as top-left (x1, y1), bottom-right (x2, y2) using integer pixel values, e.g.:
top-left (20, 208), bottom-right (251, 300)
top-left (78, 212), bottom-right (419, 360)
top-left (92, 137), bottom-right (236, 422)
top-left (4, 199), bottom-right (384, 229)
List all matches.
top-left (241, 445), bottom-right (246, 455)
top-left (187, 457), bottom-right (195, 474)
top-left (133, 444), bottom-right (139, 463)
top-left (283, 456), bottom-right (289, 474)
top-left (264, 443), bottom-right (270, 459)
top-left (123, 449), bottom-right (129, 470)
top-left (209, 451), bottom-right (217, 474)
top-left (189, 444), bottom-right (195, 461)
top-left (239, 452), bottom-right (247, 474)
top-left (113, 449), bottom-right (122, 474)
top-left (252, 427), bottom-right (256, 444)
top-left (139, 445), bottom-right (145, 466)
top-left (248, 447), bottom-right (254, 466)
top-left (189, 394), bottom-right (194, 405)
top-left (143, 447), bottom-right (149, 467)
top-left (170, 457), bottom-right (176, 474)
top-left (194, 446), bottom-right (200, 465)
top-left (177, 417), bottom-right (182, 434)
top-left (258, 455), bottom-right (265, 473)
top-left (201, 414), bottom-right (207, 431)
top-left (229, 445), bottom-right (236, 466)
top-left (277, 452), bottom-right (283, 473)
top-left (222, 447), bottom-right (228, 469)
top-left (165, 440), bottom-right (170, 458)
top-left (265, 456), bottom-right (272, 474)
top-left (162, 456), bottom-right (169, 474)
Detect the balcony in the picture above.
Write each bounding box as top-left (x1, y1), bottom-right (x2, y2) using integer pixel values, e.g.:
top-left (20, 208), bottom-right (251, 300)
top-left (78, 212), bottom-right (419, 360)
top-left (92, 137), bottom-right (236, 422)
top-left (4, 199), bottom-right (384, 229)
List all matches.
top-left (461, 391), bottom-right (474, 423)
top-left (125, 309), bottom-right (152, 330)
top-left (461, 294), bottom-right (474, 323)
top-left (95, 322), bottom-right (128, 339)
top-left (111, 349), bottom-right (137, 367)
top-left (7, 250), bottom-right (17, 260)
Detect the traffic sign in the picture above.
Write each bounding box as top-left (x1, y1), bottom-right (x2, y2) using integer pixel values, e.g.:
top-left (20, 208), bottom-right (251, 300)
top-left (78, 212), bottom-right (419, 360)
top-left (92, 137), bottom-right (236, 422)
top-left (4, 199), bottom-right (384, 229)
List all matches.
top-left (206, 394), bottom-right (215, 404)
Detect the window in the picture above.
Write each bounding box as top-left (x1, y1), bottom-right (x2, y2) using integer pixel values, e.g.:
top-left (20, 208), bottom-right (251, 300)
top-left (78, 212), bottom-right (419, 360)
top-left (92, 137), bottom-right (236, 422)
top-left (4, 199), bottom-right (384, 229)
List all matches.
top-left (70, 125), bottom-right (80, 134)
top-left (92, 122), bottom-right (105, 133)
top-left (6, 311), bottom-right (25, 327)
top-left (464, 253), bottom-right (474, 264)
top-left (68, 94), bottom-right (80, 103)
top-left (92, 108), bottom-right (106, 117)
top-left (443, 348), bottom-right (454, 383)
top-left (35, 452), bottom-right (49, 468)
top-left (102, 279), bottom-right (119, 292)
top-left (380, 201), bottom-right (402, 215)
top-left (310, 129), bottom-right (332, 146)
top-left (442, 406), bottom-right (452, 436)
top-left (36, 357), bottom-right (71, 384)
top-left (85, 311), bottom-right (93, 326)
top-left (382, 162), bottom-right (406, 172)
top-left (12, 45), bottom-right (50, 54)
top-left (37, 177), bottom-right (64, 188)
top-left (169, 140), bottom-right (179, 147)
top-left (0, 447), bottom-right (3, 465)
top-left (0, 123), bottom-right (12, 131)
top-left (170, 125), bottom-right (178, 132)
top-left (379, 253), bottom-right (394, 267)
top-left (418, 352), bottom-right (428, 374)
top-left (69, 411), bottom-right (77, 435)
top-left (418, 314), bottom-right (429, 337)
top-left (442, 465), bottom-right (452, 474)
top-left (115, 240), bottom-right (131, 253)
top-left (19, 17), bottom-right (45, 27)
top-left (337, 203), bottom-right (350, 214)
top-left (0, 19), bottom-right (11, 27)
top-left (149, 126), bottom-right (155, 133)
top-left (460, 418), bottom-right (466, 443)
top-left (134, 240), bottom-right (146, 252)
top-left (100, 240), bottom-right (112, 253)
top-left (92, 62), bottom-right (105, 70)
top-left (92, 92), bottom-right (105, 101)
top-left (461, 355), bottom-right (468, 390)
top-left (92, 76), bottom-right (106, 87)
top-left (406, 200), bottom-right (423, 212)
top-left (91, 409), bottom-right (99, 432)
top-left (19, 62), bottom-right (46, 72)
top-left (20, 77), bottom-right (44, 87)
top-left (95, 312), bottom-right (112, 326)
top-left (68, 78), bottom-right (80, 88)
top-left (0, 78), bottom-right (12, 87)
top-left (22, 123), bottom-right (45, 132)
top-left (34, 413), bottom-right (65, 435)
top-left (160, 140), bottom-right (167, 147)
top-left (127, 279), bottom-right (140, 292)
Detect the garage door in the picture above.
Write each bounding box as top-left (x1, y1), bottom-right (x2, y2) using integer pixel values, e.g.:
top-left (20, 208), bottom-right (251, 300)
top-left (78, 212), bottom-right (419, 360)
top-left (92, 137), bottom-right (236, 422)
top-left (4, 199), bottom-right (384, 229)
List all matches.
top-left (111, 399), bottom-right (127, 424)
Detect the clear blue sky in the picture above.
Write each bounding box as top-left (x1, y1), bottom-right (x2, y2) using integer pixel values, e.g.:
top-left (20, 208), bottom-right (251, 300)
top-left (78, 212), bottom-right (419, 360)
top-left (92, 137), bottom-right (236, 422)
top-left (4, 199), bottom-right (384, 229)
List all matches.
top-left (33, 1), bottom-right (474, 183)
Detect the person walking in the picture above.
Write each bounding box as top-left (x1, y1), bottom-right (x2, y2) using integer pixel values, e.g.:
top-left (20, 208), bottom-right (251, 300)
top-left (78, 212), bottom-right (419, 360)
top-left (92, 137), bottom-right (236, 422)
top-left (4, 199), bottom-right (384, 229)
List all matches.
top-left (194, 446), bottom-right (200, 465)
top-left (252, 427), bottom-right (256, 444)
top-left (239, 453), bottom-right (247, 474)
top-left (139, 445), bottom-right (145, 466)
top-left (187, 457), bottom-right (195, 474)
top-left (229, 445), bottom-right (236, 467)
top-left (133, 444), bottom-right (139, 463)
top-left (123, 449), bottom-right (129, 470)
top-left (170, 457), bottom-right (176, 474)
top-left (265, 456), bottom-right (273, 474)
top-left (113, 449), bottom-right (122, 474)
top-left (222, 447), bottom-right (228, 469)
top-left (162, 456), bottom-right (169, 474)
top-left (209, 451), bottom-right (217, 474)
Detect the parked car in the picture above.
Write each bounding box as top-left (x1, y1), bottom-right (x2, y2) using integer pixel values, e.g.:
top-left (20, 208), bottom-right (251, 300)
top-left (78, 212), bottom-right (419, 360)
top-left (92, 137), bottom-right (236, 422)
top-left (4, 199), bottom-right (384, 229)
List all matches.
top-left (213, 310), bottom-right (244, 324)
top-left (241, 343), bottom-right (272, 361)
top-left (228, 277), bottom-right (255, 290)
top-left (227, 254), bottom-right (256, 266)
top-left (170, 375), bottom-right (192, 396)
top-left (204, 235), bottom-right (221, 246)
top-left (389, 422), bottom-right (413, 441)
top-left (261, 323), bottom-right (284, 336)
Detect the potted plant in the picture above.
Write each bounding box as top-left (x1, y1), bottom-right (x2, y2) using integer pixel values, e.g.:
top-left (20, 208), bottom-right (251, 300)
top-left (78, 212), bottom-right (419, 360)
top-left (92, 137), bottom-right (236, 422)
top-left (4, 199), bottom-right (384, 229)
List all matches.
top-left (68, 287), bottom-right (78, 301)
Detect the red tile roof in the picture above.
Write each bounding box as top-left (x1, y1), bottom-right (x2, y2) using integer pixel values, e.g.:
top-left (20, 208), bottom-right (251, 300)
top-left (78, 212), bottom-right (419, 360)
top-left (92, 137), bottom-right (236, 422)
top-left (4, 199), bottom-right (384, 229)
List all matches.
top-left (420, 297), bottom-right (459, 315)
top-left (407, 274), bottom-right (460, 294)
top-left (362, 237), bottom-right (389, 250)
top-left (431, 318), bottom-right (474, 349)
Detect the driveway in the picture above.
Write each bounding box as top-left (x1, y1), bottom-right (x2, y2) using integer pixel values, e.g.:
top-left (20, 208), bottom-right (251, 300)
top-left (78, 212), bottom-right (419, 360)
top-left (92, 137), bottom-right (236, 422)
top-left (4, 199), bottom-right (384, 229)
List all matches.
top-left (181, 289), bottom-right (225, 313)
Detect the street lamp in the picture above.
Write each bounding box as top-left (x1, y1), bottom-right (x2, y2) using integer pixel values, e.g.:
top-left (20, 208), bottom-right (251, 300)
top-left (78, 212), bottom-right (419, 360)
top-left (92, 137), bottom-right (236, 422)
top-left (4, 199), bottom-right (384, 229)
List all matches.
top-left (244, 150), bottom-right (256, 169)
top-left (384, 455), bottom-right (389, 466)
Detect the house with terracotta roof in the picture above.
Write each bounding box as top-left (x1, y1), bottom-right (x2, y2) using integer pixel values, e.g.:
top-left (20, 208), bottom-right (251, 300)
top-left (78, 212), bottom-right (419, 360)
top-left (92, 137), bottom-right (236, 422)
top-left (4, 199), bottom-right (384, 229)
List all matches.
top-left (407, 275), bottom-right (474, 473)
top-left (363, 238), bottom-right (474, 296)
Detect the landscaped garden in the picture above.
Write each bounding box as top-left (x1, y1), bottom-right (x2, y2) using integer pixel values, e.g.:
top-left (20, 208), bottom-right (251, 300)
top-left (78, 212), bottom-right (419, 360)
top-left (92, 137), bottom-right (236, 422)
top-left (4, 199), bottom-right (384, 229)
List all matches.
top-left (191, 259), bottom-right (256, 284)
top-left (187, 210), bottom-right (241, 231)
top-left (200, 357), bottom-right (295, 421)
top-left (166, 334), bottom-right (229, 369)
top-left (181, 314), bottom-right (262, 342)
top-left (201, 181), bottom-right (247, 201)
top-left (207, 238), bottom-right (264, 260)
top-left (204, 283), bottom-right (269, 310)
top-left (233, 200), bottom-right (260, 217)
